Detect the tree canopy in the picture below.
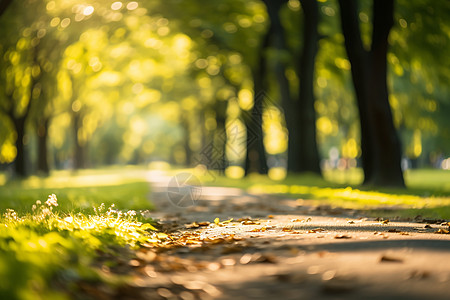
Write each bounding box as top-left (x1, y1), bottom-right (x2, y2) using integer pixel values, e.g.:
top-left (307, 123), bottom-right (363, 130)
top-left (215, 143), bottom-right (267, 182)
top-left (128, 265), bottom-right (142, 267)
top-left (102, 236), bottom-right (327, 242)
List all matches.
top-left (0, 0), bottom-right (449, 185)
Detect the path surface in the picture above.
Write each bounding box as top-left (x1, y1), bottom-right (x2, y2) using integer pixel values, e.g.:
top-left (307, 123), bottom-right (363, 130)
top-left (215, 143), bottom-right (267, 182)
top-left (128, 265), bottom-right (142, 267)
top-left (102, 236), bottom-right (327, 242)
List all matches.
top-left (138, 171), bottom-right (450, 300)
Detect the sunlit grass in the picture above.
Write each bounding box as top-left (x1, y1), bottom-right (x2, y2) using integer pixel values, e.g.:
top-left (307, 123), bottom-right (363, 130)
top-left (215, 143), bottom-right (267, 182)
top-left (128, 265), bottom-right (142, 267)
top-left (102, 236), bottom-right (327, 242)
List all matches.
top-left (0, 167), bottom-right (153, 214)
top-left (200, 168), bottom-right (450, 219)
top-left (0, 167), bottom-right (157, 298)
top-left (0, 192), bottom-right (157, 300)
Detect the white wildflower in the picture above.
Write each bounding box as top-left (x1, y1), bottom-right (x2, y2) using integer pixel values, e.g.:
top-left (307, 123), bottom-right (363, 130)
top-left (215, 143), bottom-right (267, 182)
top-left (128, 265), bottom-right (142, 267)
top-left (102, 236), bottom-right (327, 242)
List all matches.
top-left (126, 210), bottom-right (137, 217)
top-left (45, 194), bottom-right (58, 207)
top-left (41, 208), bottom-right (51, 216)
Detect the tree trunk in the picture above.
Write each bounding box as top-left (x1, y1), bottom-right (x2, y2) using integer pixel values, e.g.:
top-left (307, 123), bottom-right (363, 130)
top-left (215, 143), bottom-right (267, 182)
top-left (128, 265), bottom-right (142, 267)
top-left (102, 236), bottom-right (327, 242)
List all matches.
top-left (214, 100), bottom-right (228, 173)
top-left (263, 0), bottom-right (321, 175)
top-left (12, 116), bottom-right (27, 177)
top-left (297, 0), bottom-right (321, 174)
top-left (338, 0), bottom-right (373, 183)
top-left (182, 117), bottom-right (192, 166)
top-left (338, 0), bottom-right (404, 187)
top-left (73, 111), bottom-right (85, 170)
top-left (36, 117), bottom-right (50, 175)
top-left (263, 0), bottom-right (299, 172)
top-left (244, 31), bottom-right (270, 175)
top-left (368, 0), bottom-right (404, 186)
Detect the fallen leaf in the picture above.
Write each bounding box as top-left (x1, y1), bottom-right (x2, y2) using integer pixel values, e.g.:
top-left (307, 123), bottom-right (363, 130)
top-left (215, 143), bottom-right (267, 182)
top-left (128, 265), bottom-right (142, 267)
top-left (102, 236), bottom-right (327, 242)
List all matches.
top-left (250, 227), bottom-right (267, 232)
top-left (185, 222), bottom-right (200, 229)
top-left (334, 234), bottom-right (352, 239)
top-left (380, 255), bottom-right (403, 263)
top-left (241, 220), bottom-right (260, 225)
top-left (408, 270), bottom-right (431, 279)
top-left (435, 228), bottom-right (449, 234)
top-left (197, 221), bottom-right (210, 226)
top-left (252, 252), bottom-right (277, 263)
top-left (308, 228), bottom-right (326, 233)
top-left (291, 218), bottom-right (304, 222)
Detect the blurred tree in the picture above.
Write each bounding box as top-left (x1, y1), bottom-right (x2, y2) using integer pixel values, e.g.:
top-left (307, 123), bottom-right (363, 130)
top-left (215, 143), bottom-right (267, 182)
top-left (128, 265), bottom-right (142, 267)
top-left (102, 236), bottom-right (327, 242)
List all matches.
top-left (338, 0), bottom-right (404, 187)
top-left (296, 0), bottom-right (321, 174)
top-left (0, 0), bottom-right (12, 16)
top-left (263, 0), bottom-right (321, 175)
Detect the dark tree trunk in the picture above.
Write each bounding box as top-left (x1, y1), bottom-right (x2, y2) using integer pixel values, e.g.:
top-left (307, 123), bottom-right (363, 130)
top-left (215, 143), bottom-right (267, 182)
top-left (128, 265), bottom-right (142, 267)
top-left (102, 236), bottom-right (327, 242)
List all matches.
top-left (297, 0), bottom-right (321, 174)
top-left (368, 0), bottom-right (404, 186)
top-left (182, 117), bottom-right (192, 166)
top-left (3, 44), bottom-right (40, 177)
top-left (263, 0), bottom-right (321, 175)
top-left (214, 100), bottom-right (228, 173)
top-left (244, 31), bottom-right (270, 175)
top-left (36, 117), bottom-right (50, 175)
top-left (12, 116), bottom-right (27, 177)
top-left (338, 0), bottom-right (404, 187)
top-left (72, 111), bottom-right (85, 170)
top-left (263, 0), bottom-right (298, 172)
top-left (244, 93), bottom-right (268, 175)
top-left (338, 0), bottom-right (373, 183)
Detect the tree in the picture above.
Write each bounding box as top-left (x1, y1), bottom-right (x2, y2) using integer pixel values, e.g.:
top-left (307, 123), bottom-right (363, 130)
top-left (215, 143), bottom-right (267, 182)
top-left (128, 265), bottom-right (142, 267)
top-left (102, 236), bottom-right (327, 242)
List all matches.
top-left (244, 34), bottom-right (270, 175)
top-left (0, 26), bottom-right (41, 177)
top-left (338, 0), bottom-right (405, 187)
top-left (262, 0), bottom-right (321, 175)
top-left (296, 0), bottom-right (321, 174)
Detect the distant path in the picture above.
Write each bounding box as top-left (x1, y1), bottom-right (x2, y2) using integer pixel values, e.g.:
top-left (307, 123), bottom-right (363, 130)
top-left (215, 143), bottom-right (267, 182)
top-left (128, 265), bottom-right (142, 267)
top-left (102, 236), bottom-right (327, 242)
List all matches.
top-left (144, 170), bottom-right (450, 300)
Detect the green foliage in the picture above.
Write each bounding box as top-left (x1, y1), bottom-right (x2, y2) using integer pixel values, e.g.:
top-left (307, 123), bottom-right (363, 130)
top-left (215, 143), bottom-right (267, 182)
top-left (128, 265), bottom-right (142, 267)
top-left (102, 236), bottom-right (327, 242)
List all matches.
top-left (0, 193), bottom-right (156, 300)
top-left (0, 169), bottom-right (156, 298)
top-left (0, 0), bottom-right (449, 177)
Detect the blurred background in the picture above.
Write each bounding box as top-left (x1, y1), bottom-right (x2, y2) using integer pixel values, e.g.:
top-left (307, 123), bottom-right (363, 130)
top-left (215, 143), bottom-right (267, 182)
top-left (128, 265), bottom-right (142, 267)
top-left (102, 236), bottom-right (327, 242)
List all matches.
top-left (0, 0), bottom-right (449, 185)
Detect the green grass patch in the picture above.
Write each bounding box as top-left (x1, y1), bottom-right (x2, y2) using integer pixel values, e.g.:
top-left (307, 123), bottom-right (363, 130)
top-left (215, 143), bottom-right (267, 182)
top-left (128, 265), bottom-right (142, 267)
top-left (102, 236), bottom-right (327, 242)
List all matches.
top-left (200, 168), bottom-right (450, 219)
top-left (0, 168), bottom-right (157, 299)
top-left (0, 168), bottom-right (153, 214)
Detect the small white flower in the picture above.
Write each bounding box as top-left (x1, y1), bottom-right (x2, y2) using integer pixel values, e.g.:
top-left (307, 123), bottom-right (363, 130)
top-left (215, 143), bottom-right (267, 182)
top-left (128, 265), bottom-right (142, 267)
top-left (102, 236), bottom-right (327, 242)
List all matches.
top-left (126, 210), bottom-right (137, 217)
top-left (45, 194), bottom-right (58, 207)
top-left (41, 208), bottom-right (51, 216)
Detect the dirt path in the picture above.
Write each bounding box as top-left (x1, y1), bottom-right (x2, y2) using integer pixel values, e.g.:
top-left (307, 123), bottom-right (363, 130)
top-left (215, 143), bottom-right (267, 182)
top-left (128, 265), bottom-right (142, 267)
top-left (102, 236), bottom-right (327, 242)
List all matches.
top-left (136, 171), bottom-right (450, 300)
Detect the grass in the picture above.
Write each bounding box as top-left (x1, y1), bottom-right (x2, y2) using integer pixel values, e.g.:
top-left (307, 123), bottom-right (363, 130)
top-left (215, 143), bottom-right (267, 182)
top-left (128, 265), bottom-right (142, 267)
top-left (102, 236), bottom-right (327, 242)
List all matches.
top-left (0, 167), bottom-right (153, 214)
top-left (199, 168), bottom-right (450, 220)
top-left (0, 167), bottom-right (157, 299)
